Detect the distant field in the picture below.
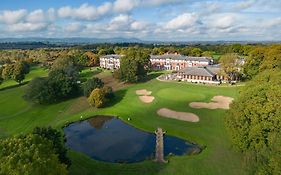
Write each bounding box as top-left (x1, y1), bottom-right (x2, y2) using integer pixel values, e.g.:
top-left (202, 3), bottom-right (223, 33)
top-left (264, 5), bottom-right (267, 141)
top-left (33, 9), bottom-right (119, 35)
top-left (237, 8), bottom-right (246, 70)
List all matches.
top-left (0, 68), bottom-right (247, 175)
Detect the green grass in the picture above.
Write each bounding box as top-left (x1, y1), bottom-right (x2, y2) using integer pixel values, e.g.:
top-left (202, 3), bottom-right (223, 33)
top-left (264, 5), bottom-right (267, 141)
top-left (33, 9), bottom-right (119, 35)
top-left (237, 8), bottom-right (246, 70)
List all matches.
top-left (212, 54), bottom-right (221, 60)
top-left (0, 69), bottom-right (247, 175)
top-left (0, 66), bottom-right (48, 90)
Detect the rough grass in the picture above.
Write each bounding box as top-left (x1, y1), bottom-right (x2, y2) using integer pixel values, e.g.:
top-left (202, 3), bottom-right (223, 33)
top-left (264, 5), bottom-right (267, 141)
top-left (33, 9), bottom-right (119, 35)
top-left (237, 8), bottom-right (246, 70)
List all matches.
top-left (0, 69), bottom-right (247, 175)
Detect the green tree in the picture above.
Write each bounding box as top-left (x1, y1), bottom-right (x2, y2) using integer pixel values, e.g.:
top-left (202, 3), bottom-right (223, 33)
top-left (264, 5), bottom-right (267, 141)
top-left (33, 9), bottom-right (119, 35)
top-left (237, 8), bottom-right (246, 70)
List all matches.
top-left (202, 51), bottom-right (214, 58)
top-left (24, 77), bottom-right (55, 104)
top-left (0, 134), bottom-right (68, 175)
top-left (117, 49), bottom-right (151, 83)
top-left (243, 47), bottom-right (265, 79)
top-left (102, 86), bottom-right (114, 99)
top-left (190, 48), bottom-right (203, 57)
top-left (219, 53), bottom-right (241, 81)
top-left (225, 69), bottom-right (281, 174)
top-left (24, 57), bottom-right (80, 104)
top-left (32, 127), bottom-right (71, 167)
top-left (0, 76), bottom-right (3, 85)
top-left (83, 78), bottom-right (104, 97)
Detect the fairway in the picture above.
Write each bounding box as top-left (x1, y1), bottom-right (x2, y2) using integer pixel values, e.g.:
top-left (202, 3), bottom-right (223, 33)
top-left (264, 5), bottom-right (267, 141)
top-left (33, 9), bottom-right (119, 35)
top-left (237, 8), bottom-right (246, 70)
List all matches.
top-left (0, 69), bottom-right (247, 175)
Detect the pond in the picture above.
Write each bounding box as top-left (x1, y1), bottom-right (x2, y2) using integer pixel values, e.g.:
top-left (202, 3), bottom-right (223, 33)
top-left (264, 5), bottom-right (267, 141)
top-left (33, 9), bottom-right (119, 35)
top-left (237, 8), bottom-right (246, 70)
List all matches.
top-left (63, 116), bottom-right (201, 163)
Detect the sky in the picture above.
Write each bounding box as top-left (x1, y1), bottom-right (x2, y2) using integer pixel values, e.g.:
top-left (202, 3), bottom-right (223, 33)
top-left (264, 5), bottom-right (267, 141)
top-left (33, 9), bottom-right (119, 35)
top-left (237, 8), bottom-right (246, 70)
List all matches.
top-left (0, 0), bottom-right (280, 41)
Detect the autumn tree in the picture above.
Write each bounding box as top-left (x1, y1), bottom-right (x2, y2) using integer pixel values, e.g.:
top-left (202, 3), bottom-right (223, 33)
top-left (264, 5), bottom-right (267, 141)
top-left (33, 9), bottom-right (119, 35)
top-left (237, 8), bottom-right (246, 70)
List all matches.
top-left (0, 134), bottom-right (68, 175)
top-left (88, 88), bottom-right (107, 108)
top-left (88, 86), bottom-right (114, 108)
top-left (85, 51), bottom-right (99, 66)
top-left (1, 64), bottom-right (14, 80)
top-left (12, 61), bottom-right (30, 84)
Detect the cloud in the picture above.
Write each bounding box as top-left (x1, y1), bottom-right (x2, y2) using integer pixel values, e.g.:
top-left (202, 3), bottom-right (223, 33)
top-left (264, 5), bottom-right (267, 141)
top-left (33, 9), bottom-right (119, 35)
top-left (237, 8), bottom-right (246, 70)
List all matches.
top-left (26, 9), bottom-right (46, 23)
top-left (113, 0), bottom-right (139, 13)
top-left (64, 22), bottom-right (84, 33)
top-left (58, 3), bottom-right (112, 21)
top-left (211, 14), bottom-right (236, 29)
top-left (0, 9), bottom-right (27, 24)
top-left (131, 21), bottom-right (148, 30)
top-left (165, 13), bottom-right (200, 30)
top-left (234, 1), bottom-right (255, 10)
top-left (263, 17), bottom-right (281, 28)
top-left (6, 22), bottom-right (48, 32)
top-left (143, 0), bottom-right (183, 6)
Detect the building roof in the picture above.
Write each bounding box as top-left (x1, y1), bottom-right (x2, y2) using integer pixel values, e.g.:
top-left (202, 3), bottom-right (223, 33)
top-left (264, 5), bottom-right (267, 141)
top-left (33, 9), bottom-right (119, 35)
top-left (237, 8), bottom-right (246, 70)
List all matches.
top-left (150, 54), bottom-right (211, 62)
top-left (186, 57), bottom-right (211, 62)
top-left (179, 67), bottom-right (215, 77)
top-left (150, 54), bottom-right (186, 60)
top-left (205, 65), bottom-right (221, 74)
top-left (100, 54), bottom-right (123, 59)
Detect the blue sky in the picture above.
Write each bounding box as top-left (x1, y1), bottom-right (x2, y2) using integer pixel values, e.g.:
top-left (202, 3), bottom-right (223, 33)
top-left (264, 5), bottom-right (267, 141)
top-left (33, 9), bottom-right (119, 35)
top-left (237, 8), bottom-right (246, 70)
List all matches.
top-left (0, 0), bottom-right (280, 41)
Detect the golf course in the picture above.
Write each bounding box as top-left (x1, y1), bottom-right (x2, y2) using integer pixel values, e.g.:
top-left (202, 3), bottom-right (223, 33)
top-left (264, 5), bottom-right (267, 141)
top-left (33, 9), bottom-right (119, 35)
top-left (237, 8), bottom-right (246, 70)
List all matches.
top-left (0, 67), bottom-right (247, 175)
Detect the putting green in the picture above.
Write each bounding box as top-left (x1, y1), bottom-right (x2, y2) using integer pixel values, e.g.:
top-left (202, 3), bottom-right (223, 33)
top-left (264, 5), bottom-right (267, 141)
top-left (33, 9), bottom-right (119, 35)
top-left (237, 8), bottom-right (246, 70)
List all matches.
top-left (157, 88), bottom-right (206, 101)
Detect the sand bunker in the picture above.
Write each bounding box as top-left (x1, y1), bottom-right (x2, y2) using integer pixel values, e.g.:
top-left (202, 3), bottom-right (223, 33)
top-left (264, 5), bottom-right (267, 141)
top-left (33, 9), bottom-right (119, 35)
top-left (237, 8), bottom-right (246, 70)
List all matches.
top-left (136, 89), bottom-right (152, 96)
top-left (139, 96), bottom-right (155, 103)
top-left (189, 96), bottom-right (234, 110)
top-left (157, 108), bottom-right (199, 122)
top-left (136, 89), bottom-right (154, 103)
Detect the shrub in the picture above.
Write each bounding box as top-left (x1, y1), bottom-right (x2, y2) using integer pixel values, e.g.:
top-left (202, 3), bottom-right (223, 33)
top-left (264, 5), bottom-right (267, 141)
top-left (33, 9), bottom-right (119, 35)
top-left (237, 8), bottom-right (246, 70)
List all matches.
top-left (88, 88), bottom-right (107, 108)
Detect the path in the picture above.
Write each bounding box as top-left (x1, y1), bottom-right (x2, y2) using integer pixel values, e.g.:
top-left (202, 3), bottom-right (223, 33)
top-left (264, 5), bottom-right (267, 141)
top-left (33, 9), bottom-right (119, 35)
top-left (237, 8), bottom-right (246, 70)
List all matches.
top-left (155, 128), bottom-right (168, 163)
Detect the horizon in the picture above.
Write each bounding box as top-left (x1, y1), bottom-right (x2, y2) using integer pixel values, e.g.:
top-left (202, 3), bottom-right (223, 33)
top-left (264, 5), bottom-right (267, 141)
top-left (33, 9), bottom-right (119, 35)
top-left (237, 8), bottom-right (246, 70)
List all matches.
top-left (0, 0), bottom-right (281, 41)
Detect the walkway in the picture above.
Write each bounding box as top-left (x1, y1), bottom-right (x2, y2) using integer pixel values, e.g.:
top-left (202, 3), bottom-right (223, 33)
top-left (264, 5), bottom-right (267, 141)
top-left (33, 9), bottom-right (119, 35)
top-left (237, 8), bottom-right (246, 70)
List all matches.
top-left (154, 127), bottom-right (168, 163)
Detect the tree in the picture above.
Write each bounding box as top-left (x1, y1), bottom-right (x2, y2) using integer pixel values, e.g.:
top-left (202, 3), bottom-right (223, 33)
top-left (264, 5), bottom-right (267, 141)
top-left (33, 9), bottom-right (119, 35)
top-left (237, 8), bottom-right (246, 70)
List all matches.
top-left (24, 77), bottom-right (55, 104)
top-left (102, 86), bottom-right (114, 99)
top-left (0, 134), bottom-right (68, 175)
top-left (1, 64), bottom-right (14, 80)
top-left (0, 76), bottom-right (3, 85)
top-left (88, 88), bottom-right (107, 108)
top-left (259, 45), bottom-right (281, 71)
top-left (24, 57), bottom-right (80, 104)
top-left (243, 47), bottom-right (265, 79)
top-left (83, 78), bottom-right (104, 97)
top-left (190, 48), bottom-right (203, 57)
top-left (225, 69), bottom-right (281, 174)
top-left (12, 62), bottom-right (26, 84)
top-left (32, 127), bottom-right (71, 167)
top-left (219, 53), bottom-right (241, 81)
top-left (117, 49), bottom-right (151, 83)
top-left (202, 51), bottom-right (214, 58)
top-left (85, 51), bottom-right (99, 66)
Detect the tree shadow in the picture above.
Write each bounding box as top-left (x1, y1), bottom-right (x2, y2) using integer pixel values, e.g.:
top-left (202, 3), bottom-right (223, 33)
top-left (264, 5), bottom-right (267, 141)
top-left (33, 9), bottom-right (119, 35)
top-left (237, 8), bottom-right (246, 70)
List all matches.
top-left (105, 89), bottom-right (127, 107)
top-left (0, 81), bottom-right (29, 91)
top-left (142, 71), bottom-right (164, 82)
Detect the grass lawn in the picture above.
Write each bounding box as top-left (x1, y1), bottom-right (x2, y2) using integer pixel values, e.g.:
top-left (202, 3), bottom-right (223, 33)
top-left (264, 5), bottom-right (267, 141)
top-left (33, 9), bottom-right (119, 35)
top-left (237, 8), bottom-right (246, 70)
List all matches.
top-left (0, 69), bottom-right (247, 175)
top-left (0, 66), bottom-right (48, 90)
